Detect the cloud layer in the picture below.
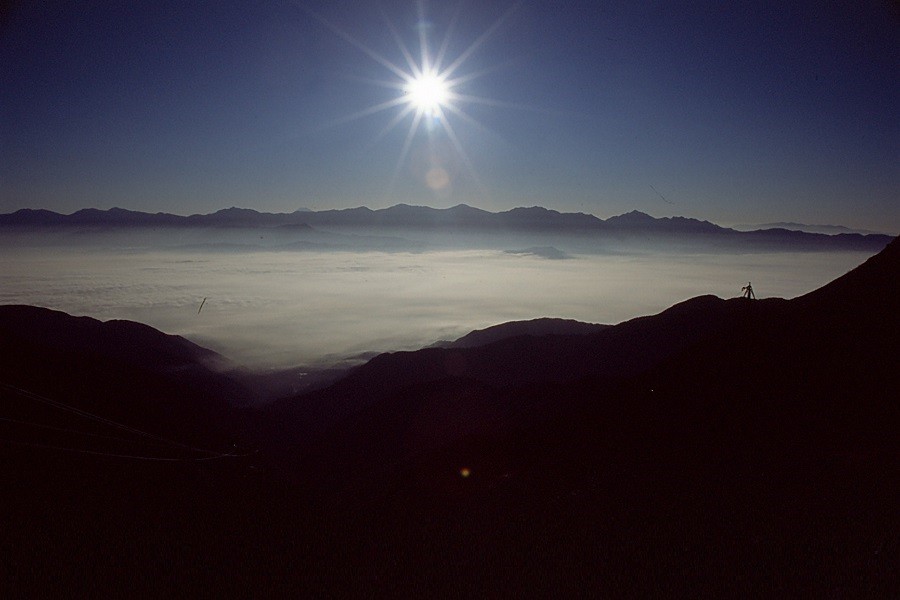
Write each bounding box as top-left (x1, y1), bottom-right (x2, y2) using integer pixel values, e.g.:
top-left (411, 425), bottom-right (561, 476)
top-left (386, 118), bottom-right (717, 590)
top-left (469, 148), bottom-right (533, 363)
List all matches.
top-left (0, 232), bottom-right (872, 369)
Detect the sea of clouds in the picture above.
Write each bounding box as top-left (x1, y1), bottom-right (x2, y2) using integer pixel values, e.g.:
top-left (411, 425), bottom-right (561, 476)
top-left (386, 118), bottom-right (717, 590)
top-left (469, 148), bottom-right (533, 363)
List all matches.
top-left (0, 232), bottom-right (873, 369)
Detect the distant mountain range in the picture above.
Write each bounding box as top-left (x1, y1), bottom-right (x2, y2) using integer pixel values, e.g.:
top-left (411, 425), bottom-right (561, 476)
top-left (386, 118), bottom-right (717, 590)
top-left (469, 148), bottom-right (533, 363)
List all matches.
top-left (1, 204), bottom-right (893, 251)
top-left (733, 221), bottom-right (884, 236)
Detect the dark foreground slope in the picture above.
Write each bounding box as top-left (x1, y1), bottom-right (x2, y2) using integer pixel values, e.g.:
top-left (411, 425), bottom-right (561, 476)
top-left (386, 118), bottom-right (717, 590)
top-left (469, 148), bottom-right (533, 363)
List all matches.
top-left (0, 306), bottom-right (252, 446)
top-left (246, 239), bottom-right (898, 596)
top-left (3, 241), bottom-right (898, 597)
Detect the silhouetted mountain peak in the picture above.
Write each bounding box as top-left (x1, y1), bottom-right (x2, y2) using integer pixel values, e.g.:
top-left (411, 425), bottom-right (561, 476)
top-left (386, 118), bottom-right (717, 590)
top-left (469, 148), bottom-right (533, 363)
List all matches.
top-left (383, 203), bottom-right (417, 211)
top-left (447, 203), bottom-right (490, 216)
top-left (606, 209), bottom-right (654, 223)
top-left (0, 205), bottom-right (892, 251)
top-left (11, 208), bottom-right (57, 217)
top-left (212, 207), bottom-right (261, 217)
top-left (736, 221), bottom-right (886, 236)
top-left (507, 206), bottom-right (558, 216)
top-left (797, 235), bottom-right (899, 315)
top-left (499, 206), bottom-right (602, 229)
top-left (70, 208), bottom-right (105, 217)
top-left (0, 305), bottom-right (222, 370)
top-left (603, 211), bottom-right (724, 234)
top-left (2, 208), bottom-right (65, 224)
top-left (448, 318), bottom-right (609, 349)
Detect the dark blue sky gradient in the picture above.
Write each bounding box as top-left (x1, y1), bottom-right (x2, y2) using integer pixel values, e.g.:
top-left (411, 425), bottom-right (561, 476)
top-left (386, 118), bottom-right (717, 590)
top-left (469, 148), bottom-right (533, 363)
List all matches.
top-left (1, 1), bottom-right (897, 231)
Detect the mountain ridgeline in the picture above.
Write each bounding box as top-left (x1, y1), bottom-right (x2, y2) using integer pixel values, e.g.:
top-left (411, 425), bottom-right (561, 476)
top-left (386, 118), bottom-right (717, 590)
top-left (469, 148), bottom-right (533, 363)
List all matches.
top-left (1, 238), bottom-right (898, 596)
top-left (0, 204), bottom-right (892, 251)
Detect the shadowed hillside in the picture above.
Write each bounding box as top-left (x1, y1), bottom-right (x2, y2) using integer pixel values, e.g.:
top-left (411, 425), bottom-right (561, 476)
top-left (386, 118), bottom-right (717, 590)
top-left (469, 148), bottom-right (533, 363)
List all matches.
top-left (440, 317), bottom-right (609, 349)
top-left (254, 236), bottom-right (898, 594)
top-left (2, 239), bottom-right (897, 596)
top-left (0, 306), bottom-right (250, 447)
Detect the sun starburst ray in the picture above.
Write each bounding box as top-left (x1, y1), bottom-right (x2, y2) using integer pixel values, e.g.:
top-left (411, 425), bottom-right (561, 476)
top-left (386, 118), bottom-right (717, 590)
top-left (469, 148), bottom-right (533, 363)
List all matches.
top-left (441, 2), bottom-right (521, 79)
top-left (444, 60), bottom-right (517, 88)
top-left (441, 103), bottom-right (493, 134)
top-left (322, 96), bottom-right (410, 129)
top-left (381, 7), bottom-right (421, 78)
top-left (438, 113), bottom-right (488, 198)
top-left (432, 1), bottom-right (464, 73)
top-left (389, 109), bottom-right (425, 192)
top-left (448, 93), bottom-right (545, 113)
top-left (416, 2), bottom-right (431, 74)
top-left (369, 103), bottom-right (417, 148)
top-left (310, 9), bottom-right (410, 81)
top-left (344, 75), bottom-right (410, 92)
top-left (441, 103), bottom-right (517, 151)
top-left (318, 2), bottom-right (522, 201)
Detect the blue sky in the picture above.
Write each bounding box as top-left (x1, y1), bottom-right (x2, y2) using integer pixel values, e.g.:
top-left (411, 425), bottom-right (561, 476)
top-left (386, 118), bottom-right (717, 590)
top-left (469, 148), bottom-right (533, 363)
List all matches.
top-left (1, 1), bottom-right (897, 231)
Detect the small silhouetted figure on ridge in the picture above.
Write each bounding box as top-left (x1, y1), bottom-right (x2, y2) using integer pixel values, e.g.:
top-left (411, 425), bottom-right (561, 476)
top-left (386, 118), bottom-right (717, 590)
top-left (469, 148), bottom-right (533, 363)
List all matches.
top-left (741, 282), bottom-right (756, 299)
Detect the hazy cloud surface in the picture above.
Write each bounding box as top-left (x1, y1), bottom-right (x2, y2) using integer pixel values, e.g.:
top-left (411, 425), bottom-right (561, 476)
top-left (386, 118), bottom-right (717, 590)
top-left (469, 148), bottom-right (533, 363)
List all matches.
top-left (0, 234), bottom-right (873, 369)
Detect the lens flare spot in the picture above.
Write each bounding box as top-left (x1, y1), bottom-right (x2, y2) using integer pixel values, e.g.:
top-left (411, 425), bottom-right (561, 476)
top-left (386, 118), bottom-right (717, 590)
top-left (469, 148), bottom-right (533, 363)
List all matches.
top-left (459, 467), bottom-right (471, 478)
top-left (425, 167), bottom-right (450, 190)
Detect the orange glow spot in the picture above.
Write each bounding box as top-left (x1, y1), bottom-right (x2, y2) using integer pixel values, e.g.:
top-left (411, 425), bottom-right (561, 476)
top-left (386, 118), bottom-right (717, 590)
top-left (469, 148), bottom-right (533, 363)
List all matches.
top-left (425, 166), bottom-right (450, 190)
top-left (459, 467), bottom-right (471, 478)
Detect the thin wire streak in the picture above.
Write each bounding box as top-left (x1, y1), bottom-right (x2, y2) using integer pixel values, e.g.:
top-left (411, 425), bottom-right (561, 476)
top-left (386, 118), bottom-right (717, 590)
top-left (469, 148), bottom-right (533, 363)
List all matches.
top-left (650, 184), bottom-right (675, 205)
top-left (0, 416), bottom-right (181, 449)
top-left (0, 437), bottom-right (243, 462)
top-left (1, 382), bottom-right (220, 456)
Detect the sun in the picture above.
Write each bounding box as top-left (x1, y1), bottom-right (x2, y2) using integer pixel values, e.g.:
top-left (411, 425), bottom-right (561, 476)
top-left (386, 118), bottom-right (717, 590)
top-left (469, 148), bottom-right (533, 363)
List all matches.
top-left (404, 71), bottom-right (450, 117)
top-left (310, 3), bottom-right (521, 196)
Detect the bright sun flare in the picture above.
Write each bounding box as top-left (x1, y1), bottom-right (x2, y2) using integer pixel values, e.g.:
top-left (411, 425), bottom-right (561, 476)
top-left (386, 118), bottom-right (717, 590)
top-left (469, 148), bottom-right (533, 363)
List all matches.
top-left (405, 71), bottom-right (450, 116)
top-left (314, 3), bottom-right (521, 196)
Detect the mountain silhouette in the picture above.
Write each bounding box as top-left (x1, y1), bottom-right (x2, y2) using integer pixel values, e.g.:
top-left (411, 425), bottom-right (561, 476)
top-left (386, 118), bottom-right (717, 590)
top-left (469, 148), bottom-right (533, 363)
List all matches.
top-left (439, 317), bottom-right (609, 349)
top-left (0, 305), bottom-right (250, 447)
top-left (253, 236), bottom-right (898, 594)
top-left (1, 204), bottom-right (892, 251)
top-left (2, 238), bottom-right (897, 596)
top-left (735, 221), bottom-right (883, 235)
